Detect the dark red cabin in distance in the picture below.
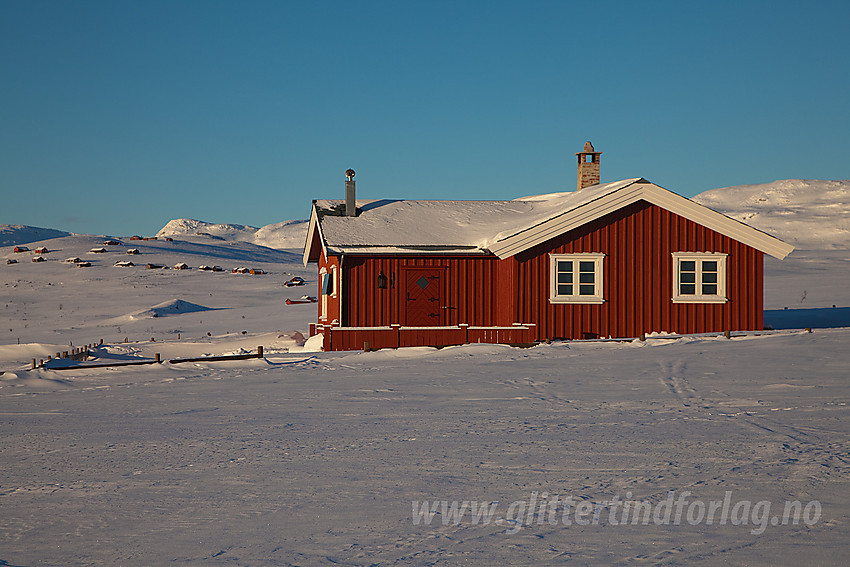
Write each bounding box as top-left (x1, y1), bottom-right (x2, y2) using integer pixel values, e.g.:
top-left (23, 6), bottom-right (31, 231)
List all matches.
top-left (303, 143), bottom-right (793, 351)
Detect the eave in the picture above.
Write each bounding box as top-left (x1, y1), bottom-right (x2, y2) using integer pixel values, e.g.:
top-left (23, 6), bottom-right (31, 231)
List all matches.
top-left (489, 181), bottom-right (795, 260)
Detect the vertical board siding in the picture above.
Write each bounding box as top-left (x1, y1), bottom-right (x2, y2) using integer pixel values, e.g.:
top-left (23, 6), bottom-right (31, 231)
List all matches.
top-left (332, 200), bottom-right (765, 344)
top-left (343, 255), bottom-right (509, 328)
top-left (513, 201), bottom-right (764, 340)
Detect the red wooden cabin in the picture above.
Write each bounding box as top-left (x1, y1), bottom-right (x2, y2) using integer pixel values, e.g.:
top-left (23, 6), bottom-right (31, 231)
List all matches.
top-left (303, 145), bottom-right (793, 351)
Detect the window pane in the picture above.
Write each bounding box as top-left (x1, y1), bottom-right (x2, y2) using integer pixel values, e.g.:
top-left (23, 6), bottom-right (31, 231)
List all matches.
top-left (702, 260), bottom-right (717, 272)
top-left (680, 272), bottom-right (696, 284)
top-left (579, 284), bottom-right (595, 295)
top-left (702, 284), bottom-right (718, 295)
top-left (557, 261), bottom-right (572, 273)
top-left (579, 272), bottom-right (595, 283)
top-left (558, 272), bottom-right (573, 283)
top-left (557, 284), bottom-right (573, 296)
top-left (680, 283), bottom-right (696, 295)
top-left (702, 272), bottom-right (717, 284)
top-left (579, 261), bottom-right (595, 273)
top-left (681, 260), bottom-right (696, 272)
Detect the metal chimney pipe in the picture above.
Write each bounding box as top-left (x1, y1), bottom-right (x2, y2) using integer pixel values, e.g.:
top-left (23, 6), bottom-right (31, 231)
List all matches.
top-left (345, 169), bottom-right (356, 216)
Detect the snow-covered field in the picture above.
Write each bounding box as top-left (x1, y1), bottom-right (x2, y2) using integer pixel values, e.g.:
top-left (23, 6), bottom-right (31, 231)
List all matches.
top-left (1, 180), bottom-right (848, 565)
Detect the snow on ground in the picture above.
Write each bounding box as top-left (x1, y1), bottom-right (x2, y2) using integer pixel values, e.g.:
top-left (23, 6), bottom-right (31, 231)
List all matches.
top-left (1, 234), bottom-right (314, 369)
top-left (0, 330), bottom-right (848, 565)
top-left (1, 187), bottom-right (849, 565)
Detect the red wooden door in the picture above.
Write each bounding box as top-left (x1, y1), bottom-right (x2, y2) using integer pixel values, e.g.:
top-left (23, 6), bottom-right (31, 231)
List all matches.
top-left (404, 268), bottom-right (444, 326)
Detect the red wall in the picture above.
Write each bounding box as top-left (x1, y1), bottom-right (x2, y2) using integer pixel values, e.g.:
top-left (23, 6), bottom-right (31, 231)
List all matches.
top-left (341, 255), bottom-right (508, 327)
top-left (514, 201), bottom-right (763, 340)
top-left (333, 200), bottom-right (764, 340)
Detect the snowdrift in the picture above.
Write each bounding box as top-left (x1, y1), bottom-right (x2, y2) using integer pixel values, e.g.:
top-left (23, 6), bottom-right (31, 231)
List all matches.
top-left (116, 299), bottom-right (218, 321)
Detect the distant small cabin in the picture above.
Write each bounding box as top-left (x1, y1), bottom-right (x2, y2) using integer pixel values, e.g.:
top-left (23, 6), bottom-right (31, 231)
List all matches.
top-left (13, 246), bottom-right (29, 253)
top-left (89, 248), bottom-right (108, 254)
top-left (103, 240), bottom-right (122, 246)
top-left (126, 248), bottom-right (140, 255)
top-left (143, 237), bottom-right (158, 241)
top-left (114, 261), bottom-right (134, 267)
top-left (6, 259), bottom-right (18, 264)
top-left (76, 261), bottom-right (92, 267)
top-left (232, 267), bottom-right (249, 273)
top-left (65, 257), bottom-right (83, 263)
top-left (32, 256), bottom-right (46, 263)
top-left (130, 235), bottom-right (143, 240)
top-left (174, 262), bottom-right (189, 270)
top-left (199, 265), bottom-right (223, 272)
top-left (164, 237), bottom-right (173, 242)
top-left (34, 247), bottom-right (49, 254)
top-left (146, 263), bottom-right (167, 270)
top-left (250, 268), bottom-right (265, 275)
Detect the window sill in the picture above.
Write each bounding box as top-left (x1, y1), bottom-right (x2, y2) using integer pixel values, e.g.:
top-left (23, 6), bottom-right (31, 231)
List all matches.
top-left (672, 297), bottom-right (728, 304)
top-left (549, 297), bottom-right (606, 305)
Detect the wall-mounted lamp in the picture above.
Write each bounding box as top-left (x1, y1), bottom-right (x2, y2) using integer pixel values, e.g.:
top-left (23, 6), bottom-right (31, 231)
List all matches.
top-left (377, 271), bottom-right (388, 289)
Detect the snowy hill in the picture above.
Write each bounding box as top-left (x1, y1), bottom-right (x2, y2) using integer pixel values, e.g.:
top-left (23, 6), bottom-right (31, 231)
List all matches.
top-left (157, 218), bottom-right (309, 250)
top-left (693, 179), bottom-right (850, 250)
top-left (0, 224), bottom-right (70, 247)
top-left (1, 233), bottom-right (314, 353)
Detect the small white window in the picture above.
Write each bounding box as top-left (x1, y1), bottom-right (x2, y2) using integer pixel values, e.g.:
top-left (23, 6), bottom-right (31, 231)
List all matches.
top-left (672, 252), bottom-right (728, 303)
top-left (319, 267), bottom-right (328, 320)
top-left (549, 253), bottom-right (605, 304)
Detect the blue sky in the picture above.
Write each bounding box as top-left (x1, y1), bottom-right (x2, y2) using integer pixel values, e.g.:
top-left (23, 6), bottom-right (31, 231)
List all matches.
top-left (2, 0), bottom-right (848, 236)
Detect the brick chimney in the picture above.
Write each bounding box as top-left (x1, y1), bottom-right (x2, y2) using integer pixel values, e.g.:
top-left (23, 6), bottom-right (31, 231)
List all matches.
top-left (576, 141), bottom-right (602, 190)
top-left (345, 169), bottom-right (356, 216)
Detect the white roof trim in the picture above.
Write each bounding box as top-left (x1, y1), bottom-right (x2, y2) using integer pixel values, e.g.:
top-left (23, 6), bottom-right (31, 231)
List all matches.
top-left (302, 206), bottom-right (328, 266)
top-left (490, 181), bottom-right (794, 260)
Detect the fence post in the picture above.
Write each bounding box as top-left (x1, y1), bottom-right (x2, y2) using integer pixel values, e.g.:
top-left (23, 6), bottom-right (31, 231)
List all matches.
top-left (257, 346), bottom-right (263, 358)
top-left (724, 329), bottom-right (731, 339)
top-left (155, 353), bottom-right (161, 363)
top-left (32, 359), bottom-right (36, 370)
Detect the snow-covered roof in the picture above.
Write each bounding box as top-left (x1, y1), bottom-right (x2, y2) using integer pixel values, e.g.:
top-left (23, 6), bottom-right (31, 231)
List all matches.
top-left (303, 178), bottom-right (794, 264)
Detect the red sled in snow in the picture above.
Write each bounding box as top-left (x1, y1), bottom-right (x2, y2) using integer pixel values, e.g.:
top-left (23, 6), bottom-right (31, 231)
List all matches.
top-left (285, 296), bottom-right (317, 305)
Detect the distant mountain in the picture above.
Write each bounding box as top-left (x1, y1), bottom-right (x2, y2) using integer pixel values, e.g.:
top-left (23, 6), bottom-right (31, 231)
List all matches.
top-left (156, 218), bottom-right (309, 250)
top-left (693, 179), bottom-right (850, 250)
top-left (0, 225), bottom-right (71, 247)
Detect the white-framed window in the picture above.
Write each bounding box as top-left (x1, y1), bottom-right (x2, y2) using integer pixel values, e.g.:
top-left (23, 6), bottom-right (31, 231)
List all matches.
top-left (549, 253), bottom-right (605, 304)
top-left (331, 265), bottom-right (338, 298)
top-left (672, 252), bottom-right (728, 303)
top-left (319, 267), bottom-right (328, 320)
